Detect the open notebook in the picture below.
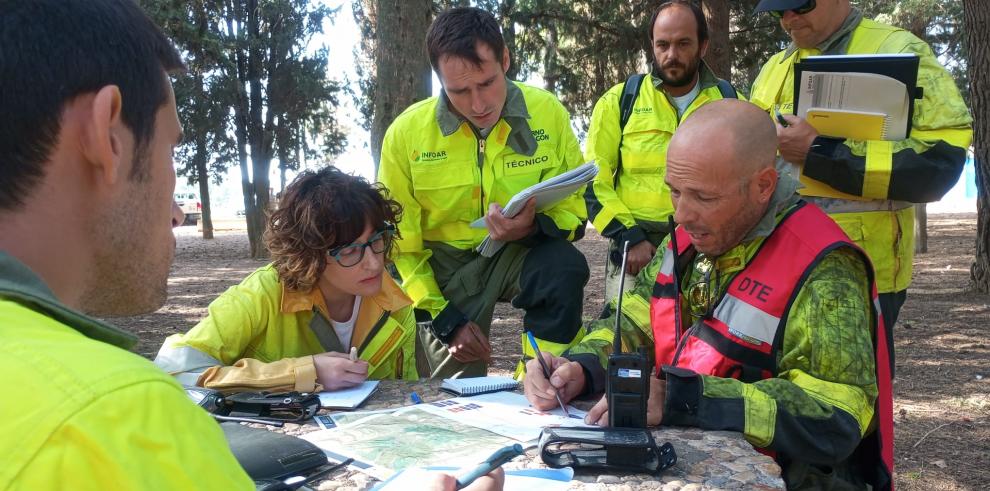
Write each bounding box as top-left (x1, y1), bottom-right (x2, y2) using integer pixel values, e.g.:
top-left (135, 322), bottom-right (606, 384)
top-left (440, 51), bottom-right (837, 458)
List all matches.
top-left (440, 376), bottom-right (519, 396)
top-left (318, 380), bottom-right (380, 409)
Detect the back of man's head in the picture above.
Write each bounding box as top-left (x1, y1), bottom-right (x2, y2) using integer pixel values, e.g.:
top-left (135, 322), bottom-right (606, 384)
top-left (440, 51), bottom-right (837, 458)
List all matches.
top-left (426, 7), bottom-right (506, 70)
top-left (0, 0), bottom-right (184, 212)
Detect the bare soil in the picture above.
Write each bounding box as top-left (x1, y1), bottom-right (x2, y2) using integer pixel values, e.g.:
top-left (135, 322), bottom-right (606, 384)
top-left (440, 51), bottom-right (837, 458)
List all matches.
top-left (111, 213), bottom-right (989, 490)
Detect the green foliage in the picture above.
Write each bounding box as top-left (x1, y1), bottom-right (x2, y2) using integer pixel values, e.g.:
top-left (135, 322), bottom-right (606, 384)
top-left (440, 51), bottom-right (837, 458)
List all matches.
top-left (143, 0), bottom-right (236, 186)
top-left (142, 0), bottom-right (348, 184)
top-left (350, 0), bottom-right (966, 133)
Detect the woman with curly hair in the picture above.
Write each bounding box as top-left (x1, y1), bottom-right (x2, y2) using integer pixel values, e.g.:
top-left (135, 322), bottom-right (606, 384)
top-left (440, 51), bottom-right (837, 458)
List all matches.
top-left (155, 167), bottom-right (418, 392)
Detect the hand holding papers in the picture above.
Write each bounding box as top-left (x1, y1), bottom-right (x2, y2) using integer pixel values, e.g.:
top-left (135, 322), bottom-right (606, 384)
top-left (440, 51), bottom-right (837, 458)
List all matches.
top-left (471, 162), bottom-right (599, 257)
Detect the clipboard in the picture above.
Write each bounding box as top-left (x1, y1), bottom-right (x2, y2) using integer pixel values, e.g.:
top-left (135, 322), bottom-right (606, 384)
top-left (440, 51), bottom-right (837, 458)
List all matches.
top-left (793, 54), bottom-right (922, 140)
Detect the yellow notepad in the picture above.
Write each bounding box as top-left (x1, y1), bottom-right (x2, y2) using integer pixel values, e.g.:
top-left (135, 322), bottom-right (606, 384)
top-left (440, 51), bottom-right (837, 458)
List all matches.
top-left (806, 108), bottom-right (889, 141)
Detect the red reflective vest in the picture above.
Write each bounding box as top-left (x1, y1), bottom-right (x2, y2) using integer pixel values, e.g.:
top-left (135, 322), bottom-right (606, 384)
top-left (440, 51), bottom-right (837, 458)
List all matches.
top-left (650, 202), bottom-right (894, 490)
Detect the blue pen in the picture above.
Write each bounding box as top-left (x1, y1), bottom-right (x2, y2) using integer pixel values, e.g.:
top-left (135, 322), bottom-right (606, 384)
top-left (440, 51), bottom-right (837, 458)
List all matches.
top-left (410, 391), bottom-right (423, 404)
top-left (526, 331), bottom-right (570, 417)
top-left (454, 443), bottom-right (524, 490)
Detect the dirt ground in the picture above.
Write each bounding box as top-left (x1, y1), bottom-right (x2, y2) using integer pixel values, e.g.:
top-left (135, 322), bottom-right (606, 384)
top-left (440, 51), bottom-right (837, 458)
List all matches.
top-left (111, 213), bottom-right (989, 490)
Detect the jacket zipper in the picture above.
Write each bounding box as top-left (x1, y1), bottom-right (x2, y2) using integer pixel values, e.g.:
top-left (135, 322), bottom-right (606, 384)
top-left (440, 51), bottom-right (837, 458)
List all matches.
top-left (670, 321), bottom-right (696, 367)
top-left (477, 135), bottom-right (486, 217)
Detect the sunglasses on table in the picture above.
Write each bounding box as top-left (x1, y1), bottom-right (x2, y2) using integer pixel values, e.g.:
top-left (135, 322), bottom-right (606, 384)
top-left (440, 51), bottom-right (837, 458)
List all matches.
top-left (769, 0), bottom-right (816, 18)
top-left (327, 224), bottom-right (395, 267)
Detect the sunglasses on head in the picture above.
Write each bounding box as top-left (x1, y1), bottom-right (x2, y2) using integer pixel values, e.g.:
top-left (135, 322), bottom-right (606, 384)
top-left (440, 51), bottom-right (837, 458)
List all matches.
top-left (769, 0), bottom-right (816, 18)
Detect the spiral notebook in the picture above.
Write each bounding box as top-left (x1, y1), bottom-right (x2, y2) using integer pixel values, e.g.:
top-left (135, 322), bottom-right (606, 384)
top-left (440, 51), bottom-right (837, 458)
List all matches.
top-left (440, 376), bottom-right (519, 396)
top-left (806, 108), bottom-right (888, 141)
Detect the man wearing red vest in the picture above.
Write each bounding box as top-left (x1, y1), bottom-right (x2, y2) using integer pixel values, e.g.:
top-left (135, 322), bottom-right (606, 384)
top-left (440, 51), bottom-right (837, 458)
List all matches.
top-left (524, 100), bottom-right (894, 490)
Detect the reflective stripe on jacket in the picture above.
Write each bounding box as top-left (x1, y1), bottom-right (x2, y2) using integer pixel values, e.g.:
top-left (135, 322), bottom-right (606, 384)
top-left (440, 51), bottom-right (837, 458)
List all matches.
top-left (749, 15), bottom-right (973, 293)
top-left (155, 264), bottom-right (418, 390)
top-left (650, 202), bottom-right (894, 491)
top-left (378, 80), bottom-right (587, 317)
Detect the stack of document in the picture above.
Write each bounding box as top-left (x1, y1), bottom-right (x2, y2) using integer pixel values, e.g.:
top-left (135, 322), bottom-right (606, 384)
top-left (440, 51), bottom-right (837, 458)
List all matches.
top-left (471, 161), bottom-right (598, 257)
top-left (794, 54), bottom-right (920, 141)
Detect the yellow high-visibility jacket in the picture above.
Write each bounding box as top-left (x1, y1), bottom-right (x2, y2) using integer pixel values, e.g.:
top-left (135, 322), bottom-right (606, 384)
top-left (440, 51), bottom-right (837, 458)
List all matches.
top-left (378, 80), bottom-right (587, 318)
top-left (749, 14), bottom-right (973, 293)
top-left (156, 264), bottom-right (418, 391)
top-left (0, 252), bottom-right (252, 490)
top-left (585, 65), bottom-right (740, 245)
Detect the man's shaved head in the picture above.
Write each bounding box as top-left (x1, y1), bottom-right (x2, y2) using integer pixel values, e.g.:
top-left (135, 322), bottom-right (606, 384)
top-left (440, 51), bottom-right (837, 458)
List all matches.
top-left (664, 100), bottom-right (781, 256)
top-left (670, 99), bottom-right (778, 178)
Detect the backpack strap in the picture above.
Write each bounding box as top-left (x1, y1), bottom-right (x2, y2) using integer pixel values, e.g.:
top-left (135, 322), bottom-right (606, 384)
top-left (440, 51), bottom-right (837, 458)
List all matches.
top-left (614, 73), bottom-right (646, 186)
top-left (619, 73), bottom-right (646, 129)
top-left (716, 78), bottom-right (738, 99)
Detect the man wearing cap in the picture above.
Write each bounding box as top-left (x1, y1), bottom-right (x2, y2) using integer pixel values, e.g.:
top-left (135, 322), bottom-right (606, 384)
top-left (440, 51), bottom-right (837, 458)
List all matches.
top-left (748, 0), bottom-right (972, 375)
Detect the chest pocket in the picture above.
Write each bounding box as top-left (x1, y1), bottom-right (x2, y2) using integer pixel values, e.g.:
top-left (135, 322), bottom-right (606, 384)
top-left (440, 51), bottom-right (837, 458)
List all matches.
top-left (410, 158), bottom-right (478, 230)
top-left (617, 109), bottom-right (676, 213)
top-left (491, 150), bottom-right (559, 207)
top-left (619, 109), bottom-right (676, 176)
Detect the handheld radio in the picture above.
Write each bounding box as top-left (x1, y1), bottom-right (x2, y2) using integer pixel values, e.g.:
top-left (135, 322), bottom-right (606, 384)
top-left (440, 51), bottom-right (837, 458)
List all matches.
top-left (606, 241), bottom-right (650, 428)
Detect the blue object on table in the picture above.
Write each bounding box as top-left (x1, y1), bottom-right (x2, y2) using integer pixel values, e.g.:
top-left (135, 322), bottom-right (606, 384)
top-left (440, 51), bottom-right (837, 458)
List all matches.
top-left (370, 465), bottom-right (573, 490)
top-left (410, 391), bottom-right (423, 404)
top-left (526, 331), bottom-right (570, 417)
top-left (454, 443), bottom-right (525, 490)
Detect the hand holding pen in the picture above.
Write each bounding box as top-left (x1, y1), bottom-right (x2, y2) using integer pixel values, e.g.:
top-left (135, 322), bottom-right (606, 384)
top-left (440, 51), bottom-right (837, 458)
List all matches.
top-left (454, 443), bottom-right (523, 490)
top-left (525, 332), bottom-right (571, 417)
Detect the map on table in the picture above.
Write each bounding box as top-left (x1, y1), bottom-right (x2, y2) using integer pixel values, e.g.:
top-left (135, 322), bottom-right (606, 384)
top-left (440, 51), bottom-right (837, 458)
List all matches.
top-left (301, 407), bottom-right (516, 479)
top-left (413, 391), bottom-right (590, 441)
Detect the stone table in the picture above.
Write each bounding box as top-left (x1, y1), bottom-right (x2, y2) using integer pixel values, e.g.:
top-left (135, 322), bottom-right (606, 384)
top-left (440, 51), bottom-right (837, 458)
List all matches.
top-left (271, 379), bottom-right (784, 490)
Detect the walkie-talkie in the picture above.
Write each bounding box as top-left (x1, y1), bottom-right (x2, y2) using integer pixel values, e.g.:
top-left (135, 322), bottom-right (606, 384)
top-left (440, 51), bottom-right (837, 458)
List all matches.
top-left (607, 241), bottom-right (650, 428)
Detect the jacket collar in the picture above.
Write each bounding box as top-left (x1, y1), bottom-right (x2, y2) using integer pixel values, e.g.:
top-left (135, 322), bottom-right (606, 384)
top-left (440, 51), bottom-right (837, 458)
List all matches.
top-left (784, 8), bottom-right (863, 58)
top-left (435, 78), bottom-right (537, 156)
top-left (0, 251), bottom-right (137, 349)
top-left (280, 273), bottom-right (412, 316)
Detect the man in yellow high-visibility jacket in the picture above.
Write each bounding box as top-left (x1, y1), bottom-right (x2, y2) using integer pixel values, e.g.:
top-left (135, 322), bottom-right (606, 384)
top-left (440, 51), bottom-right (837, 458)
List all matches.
top-left (585, 0), bottom-right (739, 301)
top-left (0, 0), bottom-right (254, 488)
top-left (749, 0), bottom-right (973, 375)
top-left (379, 7), bottom-right (590, 379)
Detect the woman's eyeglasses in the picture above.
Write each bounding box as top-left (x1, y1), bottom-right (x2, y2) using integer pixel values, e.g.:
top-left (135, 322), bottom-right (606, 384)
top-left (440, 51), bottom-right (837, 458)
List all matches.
top-left (769, 0), bottom-right (816, 18)
top-left (327, 224), bottom-right (395, 267)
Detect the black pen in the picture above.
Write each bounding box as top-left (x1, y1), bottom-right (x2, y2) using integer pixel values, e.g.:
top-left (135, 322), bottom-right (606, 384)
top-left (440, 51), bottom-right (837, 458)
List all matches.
top-left (775, 108), bottom-right (790, 127)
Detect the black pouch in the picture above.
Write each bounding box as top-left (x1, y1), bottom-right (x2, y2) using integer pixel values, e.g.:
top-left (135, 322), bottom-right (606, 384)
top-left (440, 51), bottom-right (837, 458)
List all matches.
top-left (538, 426), bottom-right (677, 474)
top-left (223, 391), bottom-right (322, 422)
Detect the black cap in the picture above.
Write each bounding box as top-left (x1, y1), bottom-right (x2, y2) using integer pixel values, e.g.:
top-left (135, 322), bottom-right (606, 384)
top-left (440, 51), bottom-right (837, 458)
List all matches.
top-left (753, 0), bottom-right (808, 13)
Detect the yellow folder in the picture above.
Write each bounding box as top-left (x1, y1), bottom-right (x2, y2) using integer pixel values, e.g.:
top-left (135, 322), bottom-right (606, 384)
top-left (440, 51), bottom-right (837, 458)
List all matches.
top-left (806, 108), bottom-right (889, 141)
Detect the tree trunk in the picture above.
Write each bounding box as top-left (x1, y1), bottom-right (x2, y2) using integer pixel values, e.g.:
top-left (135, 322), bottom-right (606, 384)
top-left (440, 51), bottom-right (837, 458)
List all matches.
top-left (914, 203), bottom-right (927, 253)
top-left (701, 0), bottom-right (731, 79)
top-left (369, 0), bottom-right (432, 176)
top-left (543, 23), bottom-right (559, 92)
top-left (965, 0), bottom-right (990, 293)
top-left (500, 0), bottom-right (518, 80)
top-left (193, 137), bottom-right (215, 240)
top-left (246, 0), bottom-right (270, 259)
